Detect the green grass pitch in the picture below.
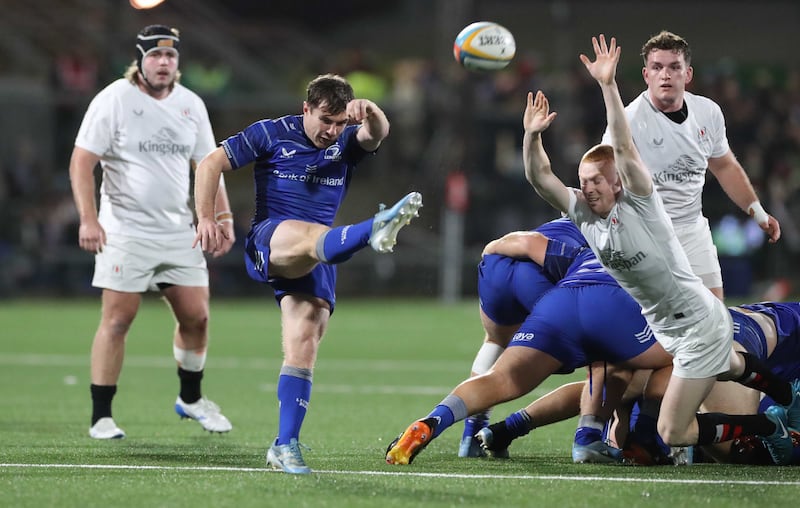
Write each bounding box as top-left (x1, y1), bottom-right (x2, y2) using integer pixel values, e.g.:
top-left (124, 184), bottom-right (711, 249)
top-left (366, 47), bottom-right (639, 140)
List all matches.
top-left (0, 297), bottom-right (798, 507)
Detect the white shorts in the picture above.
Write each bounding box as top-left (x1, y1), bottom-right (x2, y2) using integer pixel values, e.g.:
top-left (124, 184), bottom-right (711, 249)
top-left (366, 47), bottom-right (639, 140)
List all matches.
top-left (654, 297), bottom-right (733, 379)
top-left (673, 215), bottom-right (722, 289)
top-left (93, 234), bottom-right (208, 292)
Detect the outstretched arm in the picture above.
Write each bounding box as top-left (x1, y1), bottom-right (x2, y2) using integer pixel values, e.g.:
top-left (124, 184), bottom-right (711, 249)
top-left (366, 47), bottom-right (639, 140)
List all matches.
top-left (522, 91), bottom-right (571, 213)
top-left (579, 35), bottom-right (651, 196)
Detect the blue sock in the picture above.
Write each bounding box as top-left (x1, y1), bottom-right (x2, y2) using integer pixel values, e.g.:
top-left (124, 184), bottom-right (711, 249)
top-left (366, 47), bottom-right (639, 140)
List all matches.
top-left (462, 412), bottom-right (489, 440)
top-left (574, 414), bottom-right (605, 445)
top-left (427, 394), bottom-right (468, 439)
top-left (276, 366), bottom-right (312, 445)
top-left (574, 426), bottom-right (603, 446)
top-left (505, 410), bottom-right (533, 439)
top-left (316, 219), bottom-right (374, 264)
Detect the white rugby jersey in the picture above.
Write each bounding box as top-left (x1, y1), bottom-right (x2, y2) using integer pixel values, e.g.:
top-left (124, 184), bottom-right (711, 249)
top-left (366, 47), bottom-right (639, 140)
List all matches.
top-left (567, 187), bottom-right (717, 332)
top-left (75, 79), bottom-right (215, 238)
top-left (601, 91), bottom-right (729, 225)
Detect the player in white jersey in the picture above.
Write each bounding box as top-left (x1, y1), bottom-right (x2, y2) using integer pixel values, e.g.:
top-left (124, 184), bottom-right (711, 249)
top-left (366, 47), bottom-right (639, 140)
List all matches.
top-left (601, 30), bottom-right (779, 299)
top-left (521, 34), bottom-right (799, 464)
top-left (69, 25), bottom-right (234, 440)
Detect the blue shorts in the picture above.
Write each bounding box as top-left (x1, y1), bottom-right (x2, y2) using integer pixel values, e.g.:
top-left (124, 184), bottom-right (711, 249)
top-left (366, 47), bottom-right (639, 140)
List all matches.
top-left (508, 285), bottom-right (655, 374)
top-left (739, 302), bottom-right (800, 383)
top-left (244, 218), bottom-right (337, 311)
top-left (478, 254), bottom-right (553, 326)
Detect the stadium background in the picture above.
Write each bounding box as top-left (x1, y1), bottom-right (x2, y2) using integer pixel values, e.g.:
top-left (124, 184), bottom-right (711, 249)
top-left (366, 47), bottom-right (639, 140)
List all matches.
top-left (2, 0), bottom-right (798, 300)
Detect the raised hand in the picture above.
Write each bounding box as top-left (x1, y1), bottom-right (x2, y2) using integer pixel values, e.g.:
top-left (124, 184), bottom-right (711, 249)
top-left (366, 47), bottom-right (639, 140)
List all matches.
top-left (579, 34), bottom-right (620, 86)
top-left (523, 91), bottom-right (558, 134)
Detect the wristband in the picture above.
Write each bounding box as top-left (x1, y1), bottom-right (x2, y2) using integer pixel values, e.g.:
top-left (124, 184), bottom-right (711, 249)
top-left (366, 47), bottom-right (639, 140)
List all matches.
top-left (747, 201), bottom-right (768, 225)
top-left (214, 211), bottom-right (233, 221)
top-left (216, 218), bottom-right (234, 225)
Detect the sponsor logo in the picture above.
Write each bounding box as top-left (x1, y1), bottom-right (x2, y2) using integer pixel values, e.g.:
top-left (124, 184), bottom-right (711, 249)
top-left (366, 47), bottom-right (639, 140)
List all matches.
top-left (271, 169), bottom-right (345, 187)
top-left (296, 397), bottom-right (309, 409)
top-left (133, 109), bottom-right (144, 116)
top-left (511, 332), bottom-right (535, 342)
top-left (280, 147), bottom-right (297, 159)
top-left (139, 127), bottom-right (191, 155)
top-left (305, 164), bottom-right (318, 173)
top-left (651, 155), bottom-right (704, 185)
top-left (652, 138), bottom-right (663, 146)
top-left (600, 248), bottom-right (646, 271)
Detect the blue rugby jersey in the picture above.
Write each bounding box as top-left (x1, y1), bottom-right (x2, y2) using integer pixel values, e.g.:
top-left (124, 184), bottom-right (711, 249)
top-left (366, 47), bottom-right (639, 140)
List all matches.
top-left (221, 115), bottom-right (369, 226)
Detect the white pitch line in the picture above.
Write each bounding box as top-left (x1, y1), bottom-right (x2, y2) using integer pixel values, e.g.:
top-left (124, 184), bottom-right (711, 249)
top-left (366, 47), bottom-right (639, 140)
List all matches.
top-left (0, 353), bottom-right (467, 372)
top-left (1, 463), bottom-right (798, 486)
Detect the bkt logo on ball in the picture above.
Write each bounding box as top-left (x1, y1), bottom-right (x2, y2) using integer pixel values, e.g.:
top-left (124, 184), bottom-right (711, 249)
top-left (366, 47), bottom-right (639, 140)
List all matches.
top-left (453, 21), bottom-right (516, 72)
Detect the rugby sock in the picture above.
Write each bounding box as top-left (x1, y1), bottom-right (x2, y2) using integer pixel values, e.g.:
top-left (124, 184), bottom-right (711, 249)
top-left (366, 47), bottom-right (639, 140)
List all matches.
top-left (315, 219), bottom-right (374, 264)
top-left (574, 415), bottom-right (605, 445)
top-left (504, 409), bottom-right (533, 440)
top-left (463, 411), bottom-right (490, 440)
top-left (427, 394), bottom-right (468, 439)
top-left (276, 366), bottom-right (313, 445)
top-left (177, 367), bottom-right (203, 404)
top-left (90, 384), bottom-right (117, 425)
top-left (695, 413), bottom-right (776, 445)
top-left (734, 352), bottom-right (792, 405)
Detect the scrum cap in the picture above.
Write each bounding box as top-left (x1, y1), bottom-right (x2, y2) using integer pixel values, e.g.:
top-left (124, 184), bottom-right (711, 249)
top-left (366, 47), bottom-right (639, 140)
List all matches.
top-left (136, 25), bottom-right (180, 71)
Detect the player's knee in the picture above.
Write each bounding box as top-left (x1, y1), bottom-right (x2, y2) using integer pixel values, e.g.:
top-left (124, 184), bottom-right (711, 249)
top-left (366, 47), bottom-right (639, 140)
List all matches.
top-left (657, 421), bottom-right (690, 447)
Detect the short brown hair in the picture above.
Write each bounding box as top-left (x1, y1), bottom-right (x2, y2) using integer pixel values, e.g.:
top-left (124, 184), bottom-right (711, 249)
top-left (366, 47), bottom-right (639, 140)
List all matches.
top-left (641, 30), bottom-right (691, 66)
top-left (306, 74), bottom-right (354, 115)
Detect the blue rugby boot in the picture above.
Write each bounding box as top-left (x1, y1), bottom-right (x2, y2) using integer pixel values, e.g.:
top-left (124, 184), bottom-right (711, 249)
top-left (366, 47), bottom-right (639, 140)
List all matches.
top-left (763, 405), bottom-right (793, 465)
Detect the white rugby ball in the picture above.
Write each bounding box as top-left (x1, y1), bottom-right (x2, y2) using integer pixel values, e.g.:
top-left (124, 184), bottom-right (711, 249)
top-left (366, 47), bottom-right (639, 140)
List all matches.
top-left (453, 21), bottom-right (516, 72)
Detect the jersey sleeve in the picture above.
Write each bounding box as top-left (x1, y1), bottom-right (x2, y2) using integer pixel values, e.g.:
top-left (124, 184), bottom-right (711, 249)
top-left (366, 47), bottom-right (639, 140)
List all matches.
top-left (221, 119), bottom-right (275, 169)
top-left (74, 86), bottom-right (115, 157)
top-left (707, 100), bottom-right (730, 158)
top-left (541, 239), bottom-right (585, 282)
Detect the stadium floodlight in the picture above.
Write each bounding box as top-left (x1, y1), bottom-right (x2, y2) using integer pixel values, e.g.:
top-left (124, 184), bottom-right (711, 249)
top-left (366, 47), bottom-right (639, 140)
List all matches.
top-left (130, 0), bottom-right (166, 9)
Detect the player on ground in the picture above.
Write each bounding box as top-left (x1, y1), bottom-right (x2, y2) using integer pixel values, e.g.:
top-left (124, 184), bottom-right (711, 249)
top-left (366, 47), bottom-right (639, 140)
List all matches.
top-left (479, 301), bottom-right (800, 466)
top-left (69, 25), bottom-right (234, 440)
top-left (384, 228), bottom-right (674, 465)
top-left (193, 74), bottom-right (422, 474)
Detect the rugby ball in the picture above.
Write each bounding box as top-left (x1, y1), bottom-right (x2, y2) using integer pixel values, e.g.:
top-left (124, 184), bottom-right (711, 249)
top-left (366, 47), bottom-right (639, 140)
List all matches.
top-left (453, 22), bottom-right (516, 72)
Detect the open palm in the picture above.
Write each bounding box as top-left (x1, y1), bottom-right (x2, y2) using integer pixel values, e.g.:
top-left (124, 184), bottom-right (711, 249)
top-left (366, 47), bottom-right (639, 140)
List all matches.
top-left (523, 90), bottom-right (558, 133)
top-left (579, 34), bottom-right (620, 86)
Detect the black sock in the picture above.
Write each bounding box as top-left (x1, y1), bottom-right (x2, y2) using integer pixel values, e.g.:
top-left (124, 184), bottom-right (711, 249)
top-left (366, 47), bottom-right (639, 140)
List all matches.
top-left (735, 352), bottom-right (792, 405)
top-left (90, 384), bottom-right (117, 425)
top-left (695, 412), bottom-right (776, 445)
top-left (178, 368), bottom-right (203, 403)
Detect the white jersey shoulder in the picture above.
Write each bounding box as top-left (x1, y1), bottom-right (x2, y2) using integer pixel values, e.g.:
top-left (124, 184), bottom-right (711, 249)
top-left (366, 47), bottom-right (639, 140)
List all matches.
top-left (601, 91), bottom-right (730, 224)
top-left (75, 79), bottom-right (216, 238)
top-left (567, 187), bottom-right (715, 331)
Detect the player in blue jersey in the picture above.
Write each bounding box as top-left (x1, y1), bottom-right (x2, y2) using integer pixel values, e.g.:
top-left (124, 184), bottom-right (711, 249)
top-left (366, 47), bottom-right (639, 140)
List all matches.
top-left (385, 227), bottom-right (674, 465)
top-left (458, 217), bottom-right (588, 458)
top-left (193, 74), bottom-right (422, 474)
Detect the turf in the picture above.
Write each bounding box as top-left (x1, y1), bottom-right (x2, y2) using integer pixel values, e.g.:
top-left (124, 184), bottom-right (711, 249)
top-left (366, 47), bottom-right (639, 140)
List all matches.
top-left (0, 298), bottom-right (797, 508)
